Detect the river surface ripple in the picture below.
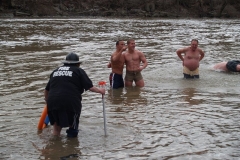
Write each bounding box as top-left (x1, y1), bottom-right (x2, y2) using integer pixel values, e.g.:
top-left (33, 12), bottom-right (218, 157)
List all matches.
top-left (0, 18), bottom-right (239, 160)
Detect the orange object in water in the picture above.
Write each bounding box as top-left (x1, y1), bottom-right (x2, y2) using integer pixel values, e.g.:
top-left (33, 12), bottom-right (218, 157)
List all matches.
top-left (37, 105), bottom-right (48, 130)
top-left (98, 81), bottom-right (106, 86)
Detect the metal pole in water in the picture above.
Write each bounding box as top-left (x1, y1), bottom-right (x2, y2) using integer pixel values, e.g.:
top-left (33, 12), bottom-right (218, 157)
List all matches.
top-left (99, 81), bottom-right (107, 136)
top-left (102, 94), bottom-right (107, 136)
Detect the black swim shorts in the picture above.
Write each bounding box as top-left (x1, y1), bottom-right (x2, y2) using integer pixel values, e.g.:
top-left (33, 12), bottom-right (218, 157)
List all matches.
top-left (226, 60), bottom-right (240, 72)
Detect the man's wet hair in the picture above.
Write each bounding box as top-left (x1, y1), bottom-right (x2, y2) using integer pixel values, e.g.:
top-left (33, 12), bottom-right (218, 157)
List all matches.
top-left (191, 39), bottom-right (198, 43)
top-left (116, 40), bottom-right (124, 45)
top-left (127, 39), bottom-right (135, 44)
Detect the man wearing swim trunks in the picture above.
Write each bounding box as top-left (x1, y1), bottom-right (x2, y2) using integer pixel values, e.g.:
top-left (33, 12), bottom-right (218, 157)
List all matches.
top-left (176, 39), bottom-right (205, 79)
top-left (108, 40), bottom-right (127, 89)
top-left (44, 53), bottom-right (105, 137)
top-left (124, 39), bottom-right (148, 87)
top-left (213, 60), bottom-right (240, 72)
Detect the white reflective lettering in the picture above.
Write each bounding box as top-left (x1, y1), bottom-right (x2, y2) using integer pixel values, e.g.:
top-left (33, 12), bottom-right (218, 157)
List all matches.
top-left (58, 67), bottom-right (70, 71)
top-left (53, 70), bottom-right (73, 77)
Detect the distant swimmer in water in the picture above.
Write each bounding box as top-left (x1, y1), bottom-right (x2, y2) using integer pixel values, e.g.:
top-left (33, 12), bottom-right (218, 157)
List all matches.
top-left (176, 39), bottom-right (205, 79)
top-left (213, 60), bottom-right (240, 72)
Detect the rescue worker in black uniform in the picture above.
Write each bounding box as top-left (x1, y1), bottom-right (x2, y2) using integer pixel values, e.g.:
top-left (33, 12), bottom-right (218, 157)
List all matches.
top-left (44, 52), bottom-right (105, 137)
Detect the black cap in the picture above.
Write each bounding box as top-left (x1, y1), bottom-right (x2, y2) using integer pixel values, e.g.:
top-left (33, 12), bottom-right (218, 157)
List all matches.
top-left (62, 53), bottom-right (82, 64)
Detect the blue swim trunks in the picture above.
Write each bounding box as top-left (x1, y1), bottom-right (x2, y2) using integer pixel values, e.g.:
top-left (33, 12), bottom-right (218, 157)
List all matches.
top-left (109, 73), bottom-right (124, 89)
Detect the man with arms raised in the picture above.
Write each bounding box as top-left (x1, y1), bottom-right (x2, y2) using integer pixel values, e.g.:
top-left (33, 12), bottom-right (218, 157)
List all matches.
top-left (176, 39), bottom-right (205, 79)
top-left (124, 39), bottom-right (148, 87)
top-left (108, 40), bottom-right (127, 89)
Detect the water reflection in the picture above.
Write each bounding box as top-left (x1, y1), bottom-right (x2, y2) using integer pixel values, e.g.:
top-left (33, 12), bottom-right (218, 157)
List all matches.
top-left (182, 88), bottom-right (203, 105)
top-left (41, 137), bottom-right (81, 159)
top-left (123, 86), bottom-right (148, 106)
top-left (107, 88), bottom-right (124, 106)
top-left (107, 86), bottom-right (148, 107)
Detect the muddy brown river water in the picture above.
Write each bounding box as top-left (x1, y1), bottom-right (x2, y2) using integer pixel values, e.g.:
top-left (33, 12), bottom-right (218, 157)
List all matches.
top-left (0, 18), bottom-right (239, 160)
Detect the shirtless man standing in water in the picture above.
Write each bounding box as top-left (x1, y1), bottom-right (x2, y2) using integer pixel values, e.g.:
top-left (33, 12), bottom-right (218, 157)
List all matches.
top-left (108, 40), bottom-right (127, 89)
top-left (176, 39), bottom-right (205, 78)
top-left (124, 39), bottom-right (148, 87)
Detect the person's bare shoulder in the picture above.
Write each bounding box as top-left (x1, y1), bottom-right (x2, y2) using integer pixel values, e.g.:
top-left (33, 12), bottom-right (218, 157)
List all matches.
top-left (177, 46), bottom-right (189, 53)
top-left (135, 49), bottom-right (144, 55)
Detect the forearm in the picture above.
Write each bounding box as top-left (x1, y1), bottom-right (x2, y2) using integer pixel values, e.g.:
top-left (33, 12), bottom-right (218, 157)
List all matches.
top-left (112, 47), bottom-right (127, 61)
top-left (142, 61), bottom-right (148, 69)
top-left (177, 52), bottom-right (184, 61)
top-left (89, 86), bottom-right (98, 93)
top-left (199, 53), bottom-right (204, 61)
top-left (107, 62), bottom-right (111, 68)
top-left (89, 86), bottom-right (105, 95)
